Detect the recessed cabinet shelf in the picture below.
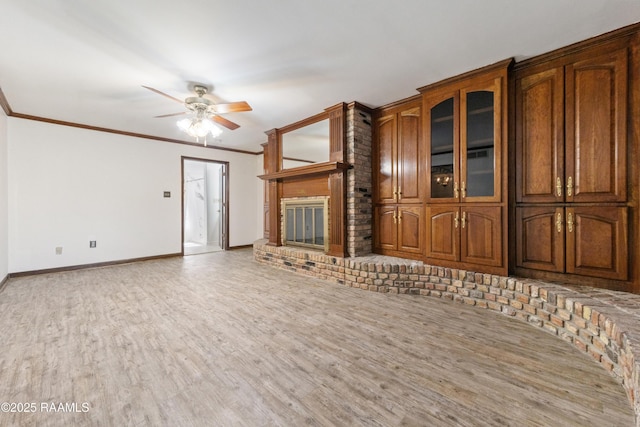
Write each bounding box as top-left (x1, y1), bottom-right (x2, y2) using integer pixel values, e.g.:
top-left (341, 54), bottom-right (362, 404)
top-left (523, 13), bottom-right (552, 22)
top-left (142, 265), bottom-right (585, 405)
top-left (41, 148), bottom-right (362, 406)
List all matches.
top-left (432, 115), bottom-right (454, 123)
top-left (467, 139), bottom-right (494, 148)
top-left (468, 106), bottom-right (494, 116)
top-left (432, 147), bottom-right (454, 155)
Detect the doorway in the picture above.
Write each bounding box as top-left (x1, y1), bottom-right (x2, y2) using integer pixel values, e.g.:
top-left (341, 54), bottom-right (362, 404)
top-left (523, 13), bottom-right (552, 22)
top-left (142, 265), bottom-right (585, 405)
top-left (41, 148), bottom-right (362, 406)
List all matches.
top-left (182, 157), bottom-right (229, 255)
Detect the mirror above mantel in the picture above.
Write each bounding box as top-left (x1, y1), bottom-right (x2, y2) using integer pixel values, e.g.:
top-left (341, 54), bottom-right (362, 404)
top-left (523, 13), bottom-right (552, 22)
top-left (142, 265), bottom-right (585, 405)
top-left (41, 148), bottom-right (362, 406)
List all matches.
top-left (261, 103), bottom-right (349, 179)
top-left (281, 118), bottom-right (330, 169)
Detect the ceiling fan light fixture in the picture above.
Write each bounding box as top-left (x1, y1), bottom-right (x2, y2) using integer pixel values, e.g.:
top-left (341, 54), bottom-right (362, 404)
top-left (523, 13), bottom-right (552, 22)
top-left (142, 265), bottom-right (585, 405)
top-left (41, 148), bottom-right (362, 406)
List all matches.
top-left (143, 84), bottom-right (249, 144)
top-left (177, 116), bottom-right (223, 141)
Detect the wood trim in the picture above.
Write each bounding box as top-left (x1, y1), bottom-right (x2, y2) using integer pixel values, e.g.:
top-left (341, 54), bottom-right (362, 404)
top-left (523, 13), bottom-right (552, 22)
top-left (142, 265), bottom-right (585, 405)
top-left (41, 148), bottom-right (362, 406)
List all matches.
top-left (7, 253), bottom-right (183, 278)
top-left (258, 161), bottom-right (349, 181)
top-left (282, 156), bottom-right (315, 164)
top-left (277, 110), bottom-right (329, 134)
top-left (373, 93), bottom-right (422, 114)
top-left (228, 244), bottom-right (253, 250)
top-left (0, 274), bottom-right (8, 294)
top-left (264, 130), bottom-right (279, 174)
top-left (282, 176), bottom-right (330, 198)
top-left (630, 30), bottom-right (640, 293)
top-left (328, 171), bottom-right (347, 257)
top-left (5, 110), bottom-right (262, 155)
top-left (0, 87), bottom-right (12, 116)
top-left (327, 102), bottom-right (346, 163)
top-left (268, 181), bottom-right (282, 246)
top-left (417, 58), bottom-right (514, 94)
top-left (514, 22), bottom-right (640, 72)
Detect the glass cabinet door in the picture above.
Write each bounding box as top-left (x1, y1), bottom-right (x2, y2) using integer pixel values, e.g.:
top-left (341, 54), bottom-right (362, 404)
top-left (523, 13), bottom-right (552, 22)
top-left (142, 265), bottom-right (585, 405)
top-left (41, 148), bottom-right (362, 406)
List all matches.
top-left (427, 80), bottom-right (501, 203)
top-left (463, 90), bottom-right (495, 198)
top-left (430, 96), bottom-right (457, 199)
top-left (460, 77), bottom-right (502, 203)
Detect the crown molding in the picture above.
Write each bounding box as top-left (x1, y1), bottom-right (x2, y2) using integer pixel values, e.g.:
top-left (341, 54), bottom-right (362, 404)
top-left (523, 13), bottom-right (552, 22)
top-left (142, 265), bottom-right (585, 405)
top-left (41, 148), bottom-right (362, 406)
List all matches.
top-left (0, 86), bottom-right (262, 155)
top-left (0, 87), bottom-right (12, 116)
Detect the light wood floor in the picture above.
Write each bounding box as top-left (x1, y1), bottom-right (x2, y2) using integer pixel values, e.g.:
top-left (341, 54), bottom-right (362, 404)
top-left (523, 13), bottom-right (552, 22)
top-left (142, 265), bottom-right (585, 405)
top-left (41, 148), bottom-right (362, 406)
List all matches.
top-left (183, 242), bottom-right (223, 256)
top-left (0, 249), bottom-right (634, 426)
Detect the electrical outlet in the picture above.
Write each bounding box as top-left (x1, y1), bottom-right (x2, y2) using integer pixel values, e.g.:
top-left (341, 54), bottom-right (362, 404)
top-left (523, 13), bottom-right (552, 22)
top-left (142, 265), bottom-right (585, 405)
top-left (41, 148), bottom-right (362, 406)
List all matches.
top-left (89, 241), bottom-right (96, 248)
top-left (55, 246), bottom-right (63, 255)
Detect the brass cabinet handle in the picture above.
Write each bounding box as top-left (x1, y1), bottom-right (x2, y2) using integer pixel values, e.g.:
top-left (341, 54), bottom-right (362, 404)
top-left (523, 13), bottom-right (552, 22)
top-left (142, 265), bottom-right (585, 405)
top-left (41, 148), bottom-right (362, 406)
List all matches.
top-left (556, 177), bottom-right (563, 198)
top-left (461, 211), bottom-right (466, 229)
top-left (556, 212), bottom-right (562, 233)
top-left (398, 211), bottom-right (402, 222)
top-left (393, 186), bottom-right (397, 202)
top-left (567, 212), bottom-right (574, 233)
top-left (454, 211), bottom-right (459, 228)
top-left (398, 186), bottom-right (402, 199)
top-left (461, 181), bottom-right (466, 199)
top-left (567, 176), bottom-right (573, 197)
top-left (454, 182), bottom-right (459, 199)
top-left (393, 211), bottom-right (397, 224)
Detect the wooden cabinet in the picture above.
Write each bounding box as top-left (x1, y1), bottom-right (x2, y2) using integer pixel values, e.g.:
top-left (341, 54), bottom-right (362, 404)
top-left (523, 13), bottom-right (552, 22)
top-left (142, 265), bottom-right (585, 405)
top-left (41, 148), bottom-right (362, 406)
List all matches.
top-left (425, 77), bottom-right (503, 204)
top-left (516, 48), bottom-right (628, 204)
top-left (373, 98), bottom-right (424, 257)
top-left (566, 49), bottom-right (627, 203)
top-left (374, 99), bottom-right (422, 204)
top-left (427, 205), bottom-right (502, 268)
top-left (418, 60), bottom-right (510, 274)
top-left (374, 205), bottom-right (423, 254)
top-left (514, 38), bottom-right (632, 284)
top-left (516, 206), bottom-right (628, 281)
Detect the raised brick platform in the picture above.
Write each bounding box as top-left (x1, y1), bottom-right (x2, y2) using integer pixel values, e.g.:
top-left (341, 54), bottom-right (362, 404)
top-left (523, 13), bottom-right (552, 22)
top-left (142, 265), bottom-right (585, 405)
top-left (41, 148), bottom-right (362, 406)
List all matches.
top-left (254, 239), bottom-right (640, 425)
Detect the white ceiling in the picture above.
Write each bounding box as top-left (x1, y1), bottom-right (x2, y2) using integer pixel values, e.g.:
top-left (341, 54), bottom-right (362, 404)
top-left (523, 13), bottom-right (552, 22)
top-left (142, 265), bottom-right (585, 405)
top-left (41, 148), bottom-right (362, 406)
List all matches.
top-left (1, 0), bottom-right (639, 153)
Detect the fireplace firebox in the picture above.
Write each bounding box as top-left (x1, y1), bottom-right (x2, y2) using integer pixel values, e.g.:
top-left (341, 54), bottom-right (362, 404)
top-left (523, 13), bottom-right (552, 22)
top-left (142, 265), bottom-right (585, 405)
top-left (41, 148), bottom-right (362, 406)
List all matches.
top-left (282, 198), bottom-right (329, 251)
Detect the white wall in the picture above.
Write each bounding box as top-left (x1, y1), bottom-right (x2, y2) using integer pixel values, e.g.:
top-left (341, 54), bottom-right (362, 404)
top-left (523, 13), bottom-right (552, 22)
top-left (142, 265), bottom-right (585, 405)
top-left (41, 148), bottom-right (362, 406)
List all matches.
top-left (8, 117), bottom-right (261, 273)
top-left (0, 108), bottom-right (8, 280)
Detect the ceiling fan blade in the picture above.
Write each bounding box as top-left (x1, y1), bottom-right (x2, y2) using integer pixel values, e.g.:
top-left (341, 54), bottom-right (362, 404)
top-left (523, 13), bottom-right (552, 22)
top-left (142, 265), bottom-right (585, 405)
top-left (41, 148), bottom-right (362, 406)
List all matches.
top-left (142, 85), bottom-right (184, 104)
top-left (211, 101), bottom-right (252, 114)
top-left (211, 115), bottom-right (240, 130)
top-left (154, 111), bottom-right (187, 118)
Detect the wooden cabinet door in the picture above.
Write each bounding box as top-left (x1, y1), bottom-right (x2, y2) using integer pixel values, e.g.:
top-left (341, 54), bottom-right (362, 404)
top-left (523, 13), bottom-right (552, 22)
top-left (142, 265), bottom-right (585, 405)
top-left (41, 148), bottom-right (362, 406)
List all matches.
top-left (566, 206), bottom-right (628, 280)
top-left (460, 78), bottom-right (503, 203)
top-left (426, 206), bottom-right (459, 262)
top-left (425, 90), bottom-right (460, 203)
top-left (397, 205), bottom-right (423, 254)
top-left (374, 114), bottom-right (396, 203)
top-left (516, 206), bottom-right (565, 273)
top-left (461, 206), bottom-right (502, 267)
top-left (515, 67), bottom-right (565, 203)
top-left (565, 48), bottom-right (628, 203)
top-left (374, 205), bottom-right (397, 251)
top-left (397, 105), bottom-right (422, 203)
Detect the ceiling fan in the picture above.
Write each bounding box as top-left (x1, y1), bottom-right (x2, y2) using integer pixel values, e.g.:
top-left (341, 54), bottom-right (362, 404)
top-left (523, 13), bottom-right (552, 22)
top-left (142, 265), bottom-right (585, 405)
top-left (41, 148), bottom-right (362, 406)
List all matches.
top-left (143, 84), bottom-right (252, 142)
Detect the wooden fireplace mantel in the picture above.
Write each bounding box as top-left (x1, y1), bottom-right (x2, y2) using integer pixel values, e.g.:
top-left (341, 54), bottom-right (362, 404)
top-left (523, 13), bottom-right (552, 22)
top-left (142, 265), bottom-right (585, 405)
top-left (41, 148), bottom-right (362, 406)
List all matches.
top-left (258, 161), bottom-right (350, 181)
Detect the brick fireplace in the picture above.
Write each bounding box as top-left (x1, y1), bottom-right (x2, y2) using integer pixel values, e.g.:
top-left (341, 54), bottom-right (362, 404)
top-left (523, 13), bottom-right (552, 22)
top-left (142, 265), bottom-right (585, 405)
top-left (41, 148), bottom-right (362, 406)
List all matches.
top-left (259, 102), bottom-right (373, 258)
